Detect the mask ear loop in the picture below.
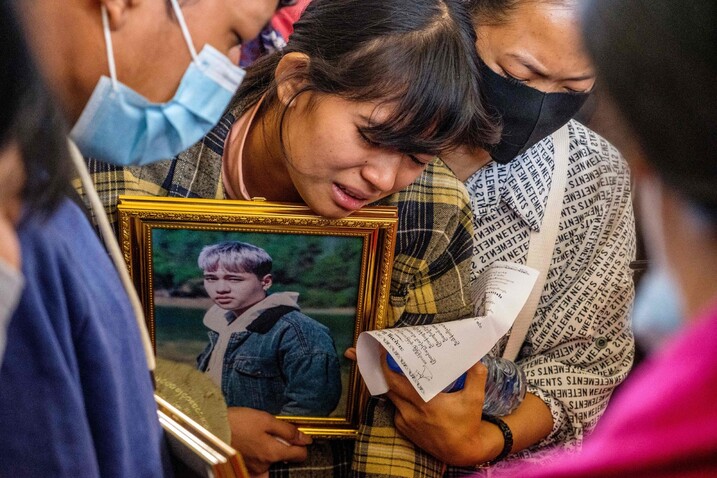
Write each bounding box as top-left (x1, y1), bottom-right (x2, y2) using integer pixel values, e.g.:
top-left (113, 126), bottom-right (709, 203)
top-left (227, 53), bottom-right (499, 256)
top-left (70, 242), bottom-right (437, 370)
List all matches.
top-left (169, 0), bottom-right (199, 62)
top-left (100, 5), bottom-right (119, 91)
top-left (101, 1), bottom-right (198, 90)
top-left (67, 138), bottom-right (157, 380)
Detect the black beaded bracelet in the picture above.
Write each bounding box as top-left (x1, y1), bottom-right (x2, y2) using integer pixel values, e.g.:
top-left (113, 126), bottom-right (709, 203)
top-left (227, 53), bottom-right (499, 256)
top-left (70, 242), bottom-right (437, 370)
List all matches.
top-left (481, 413), bottom-right (513, 466)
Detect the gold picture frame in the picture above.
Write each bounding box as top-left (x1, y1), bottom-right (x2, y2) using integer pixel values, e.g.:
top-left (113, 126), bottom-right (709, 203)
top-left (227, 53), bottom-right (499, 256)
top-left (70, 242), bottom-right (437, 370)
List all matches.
top-left (118, 196), bottom-right (397, 438)
top-left (156, 394), bottom-right (249, 478)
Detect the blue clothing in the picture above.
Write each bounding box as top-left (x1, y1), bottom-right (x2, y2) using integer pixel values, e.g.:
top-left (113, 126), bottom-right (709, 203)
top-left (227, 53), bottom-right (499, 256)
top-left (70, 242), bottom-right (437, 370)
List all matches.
top-left (0, 200), bottom-right (169, 477)
top-left (197, 303), bottom-right (342, 416)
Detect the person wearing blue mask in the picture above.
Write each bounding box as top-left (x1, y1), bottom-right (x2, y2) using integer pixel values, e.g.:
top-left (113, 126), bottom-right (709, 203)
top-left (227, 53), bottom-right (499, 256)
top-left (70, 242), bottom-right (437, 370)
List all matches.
top-left (518, 0), bottom-right (717, 476)
top-left (0, 2), bottom-right (171, 475)
top-left (13, 0), bottom-right (286, 165)
top-left (69, 0), bottom-right (246, 166)
top-left (359, 0), bottom-right (636, 475)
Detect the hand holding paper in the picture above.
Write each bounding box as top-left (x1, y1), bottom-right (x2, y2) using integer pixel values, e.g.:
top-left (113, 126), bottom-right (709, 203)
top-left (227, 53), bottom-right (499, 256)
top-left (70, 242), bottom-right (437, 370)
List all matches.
top-left (385, 358), bottom-right (492, 466)
top-left (356, 261), bottom-right (538, 402)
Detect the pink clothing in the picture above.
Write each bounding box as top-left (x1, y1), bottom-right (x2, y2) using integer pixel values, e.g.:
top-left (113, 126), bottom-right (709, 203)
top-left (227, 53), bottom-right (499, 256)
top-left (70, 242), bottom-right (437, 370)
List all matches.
top-left (221, 96), bottom-right (264, 200)
top-left (272, 0), bottom-right (311, 40)
top-left (517, 300), bottom-right (717, 478)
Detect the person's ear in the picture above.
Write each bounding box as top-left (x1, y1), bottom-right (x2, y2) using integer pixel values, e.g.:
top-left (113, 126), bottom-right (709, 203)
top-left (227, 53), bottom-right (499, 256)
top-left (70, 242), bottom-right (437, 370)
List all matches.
top-left (275, 52), bottom-right (311, 109)
top-left (261, 274), bottom-right (273, 291)
top-left (100, 0), bottom-right (136, 30)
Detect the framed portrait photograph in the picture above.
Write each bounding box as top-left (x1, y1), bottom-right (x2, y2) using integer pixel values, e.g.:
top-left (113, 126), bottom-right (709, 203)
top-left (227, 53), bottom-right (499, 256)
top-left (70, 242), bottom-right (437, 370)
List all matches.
top-left (118, 196), bottom-right (397, 438)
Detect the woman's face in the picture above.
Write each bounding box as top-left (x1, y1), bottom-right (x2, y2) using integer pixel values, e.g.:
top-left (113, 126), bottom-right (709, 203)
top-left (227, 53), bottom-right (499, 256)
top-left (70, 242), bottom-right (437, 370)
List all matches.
top-left (281, 93), bottom-right (434, 218)
top-left (475, 2), bottom-right (596, 93)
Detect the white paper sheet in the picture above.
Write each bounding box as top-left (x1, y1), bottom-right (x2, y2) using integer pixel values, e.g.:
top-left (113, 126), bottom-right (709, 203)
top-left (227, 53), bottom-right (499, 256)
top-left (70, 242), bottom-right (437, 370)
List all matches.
top-left (356, 261), bottom-right (538, 402)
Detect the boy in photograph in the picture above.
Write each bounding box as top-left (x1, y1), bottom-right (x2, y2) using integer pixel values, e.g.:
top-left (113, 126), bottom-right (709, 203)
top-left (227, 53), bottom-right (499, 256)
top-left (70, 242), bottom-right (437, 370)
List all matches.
top-left (196, 241), bottom-right (342, 417)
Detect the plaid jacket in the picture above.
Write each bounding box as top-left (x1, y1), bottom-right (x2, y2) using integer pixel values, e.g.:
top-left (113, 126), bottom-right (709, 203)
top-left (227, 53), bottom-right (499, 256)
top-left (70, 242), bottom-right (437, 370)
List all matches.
top-left (77, 95), bottom-right (476, 478)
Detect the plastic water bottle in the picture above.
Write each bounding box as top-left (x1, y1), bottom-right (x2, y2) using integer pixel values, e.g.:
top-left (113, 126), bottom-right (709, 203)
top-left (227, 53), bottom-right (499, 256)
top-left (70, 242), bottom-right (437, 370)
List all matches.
top-left (385, 354), bottom-right (526, 416)
top-left (480, 355), bottom-right (526, 416)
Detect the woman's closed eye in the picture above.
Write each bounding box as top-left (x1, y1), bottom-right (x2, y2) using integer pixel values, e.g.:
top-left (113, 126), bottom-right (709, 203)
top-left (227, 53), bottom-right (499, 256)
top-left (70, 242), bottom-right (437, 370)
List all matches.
top-left (503, 70), bottom-right (593, 94)
top-left (359, 128), bottom-right (431, 165)
top-left (502, 70), bottom-right (529, 86)
top-left (358, 128), bottom-right (380, 148)
top-left (407, 154), bottom-right (423, 166)
top-left (563, 84), bottom-right (594, 94)
top-left (405, 153), bottom-right (433, 167)
top-left (358, 125), bottom-right (433, 169)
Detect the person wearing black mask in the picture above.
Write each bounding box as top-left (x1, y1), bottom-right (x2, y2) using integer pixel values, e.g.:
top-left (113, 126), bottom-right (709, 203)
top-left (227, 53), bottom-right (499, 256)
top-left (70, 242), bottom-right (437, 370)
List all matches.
top-left (354, 0), bottom-right (637, 475)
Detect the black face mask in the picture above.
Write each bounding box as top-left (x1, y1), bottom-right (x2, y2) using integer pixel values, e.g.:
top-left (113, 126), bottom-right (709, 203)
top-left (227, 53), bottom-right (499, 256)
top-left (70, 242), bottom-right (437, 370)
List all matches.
top-left (479, 60), bottom-right (590, 164)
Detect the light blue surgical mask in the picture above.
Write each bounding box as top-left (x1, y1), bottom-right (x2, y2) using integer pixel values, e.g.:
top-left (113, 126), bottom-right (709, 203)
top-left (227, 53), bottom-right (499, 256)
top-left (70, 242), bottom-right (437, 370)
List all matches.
top-left (0, 257), bottom-right (24, 368)
top-left (70, 0), bottom-right (245, 166)
top-left (632, 268), bottom-right (683, 353)
top-left (632, 176), bottom-right (685, 353)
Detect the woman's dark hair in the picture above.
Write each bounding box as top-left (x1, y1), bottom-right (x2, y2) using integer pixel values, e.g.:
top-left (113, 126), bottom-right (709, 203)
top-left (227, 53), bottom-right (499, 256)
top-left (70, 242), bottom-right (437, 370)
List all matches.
top-left (0, 1), bottom-right (72, 218)
top-left (582, 0), bottom-right (717, 220)
top-left (235, 0), bottom-right (500, 156)
top-left (465, 0), bottom-right (574, 26)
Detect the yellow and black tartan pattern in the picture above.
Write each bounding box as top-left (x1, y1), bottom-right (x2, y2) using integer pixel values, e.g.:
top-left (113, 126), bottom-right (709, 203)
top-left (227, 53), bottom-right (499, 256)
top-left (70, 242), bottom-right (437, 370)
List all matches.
top-left (375, 160), bottom-right (476, 328)
top-left (351, 397), bottom-right (446, 478)
top-left (352, 162), bottom-right (476, 478)
top-left (75, 95), bottom-right (477, 478)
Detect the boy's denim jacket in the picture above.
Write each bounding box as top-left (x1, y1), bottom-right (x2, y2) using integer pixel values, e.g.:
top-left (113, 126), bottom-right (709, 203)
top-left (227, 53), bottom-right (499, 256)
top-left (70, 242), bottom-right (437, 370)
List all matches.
top-left (197, 296), bottom-right (342, 416)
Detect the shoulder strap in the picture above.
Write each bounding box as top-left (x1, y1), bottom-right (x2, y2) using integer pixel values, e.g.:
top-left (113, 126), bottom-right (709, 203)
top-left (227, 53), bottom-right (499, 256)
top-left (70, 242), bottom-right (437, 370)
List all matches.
top-left (247, 305), bottom-right (299, 334)
top-left (67, 139), bottom-right (156, 372)
top-left (502, 125), bottom-right (571, 361)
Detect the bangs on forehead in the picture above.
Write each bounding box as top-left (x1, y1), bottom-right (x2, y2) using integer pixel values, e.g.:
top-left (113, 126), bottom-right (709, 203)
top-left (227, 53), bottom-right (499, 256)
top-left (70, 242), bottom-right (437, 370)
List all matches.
top-left (198, 242), bottom-right (273, 277)
top-left (201, 257), bottom-right (249, 274)
top-left (335, 24), bottom-right (489, 155)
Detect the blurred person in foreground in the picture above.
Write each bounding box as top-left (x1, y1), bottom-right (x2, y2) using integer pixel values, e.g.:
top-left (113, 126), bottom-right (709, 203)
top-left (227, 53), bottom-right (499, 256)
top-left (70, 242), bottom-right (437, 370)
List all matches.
top-left (517, 1), bottom-right (717, 476)
top-left (0, 2), bottom-right (171, 475)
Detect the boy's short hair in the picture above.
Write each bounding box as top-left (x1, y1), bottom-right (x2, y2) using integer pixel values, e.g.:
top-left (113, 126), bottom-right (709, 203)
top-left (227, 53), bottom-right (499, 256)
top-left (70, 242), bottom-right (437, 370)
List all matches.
top-left (198, 241), bottom-right (272, 278)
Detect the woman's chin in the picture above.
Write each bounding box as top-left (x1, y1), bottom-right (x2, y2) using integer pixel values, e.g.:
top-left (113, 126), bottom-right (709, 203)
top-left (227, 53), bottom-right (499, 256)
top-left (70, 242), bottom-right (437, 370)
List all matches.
top-left (307, 201), bottom-right (357, 219)
top-left (301, 192), bottom-right (364, 219)
top-left (318, 207), bottom-right (356, 219)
